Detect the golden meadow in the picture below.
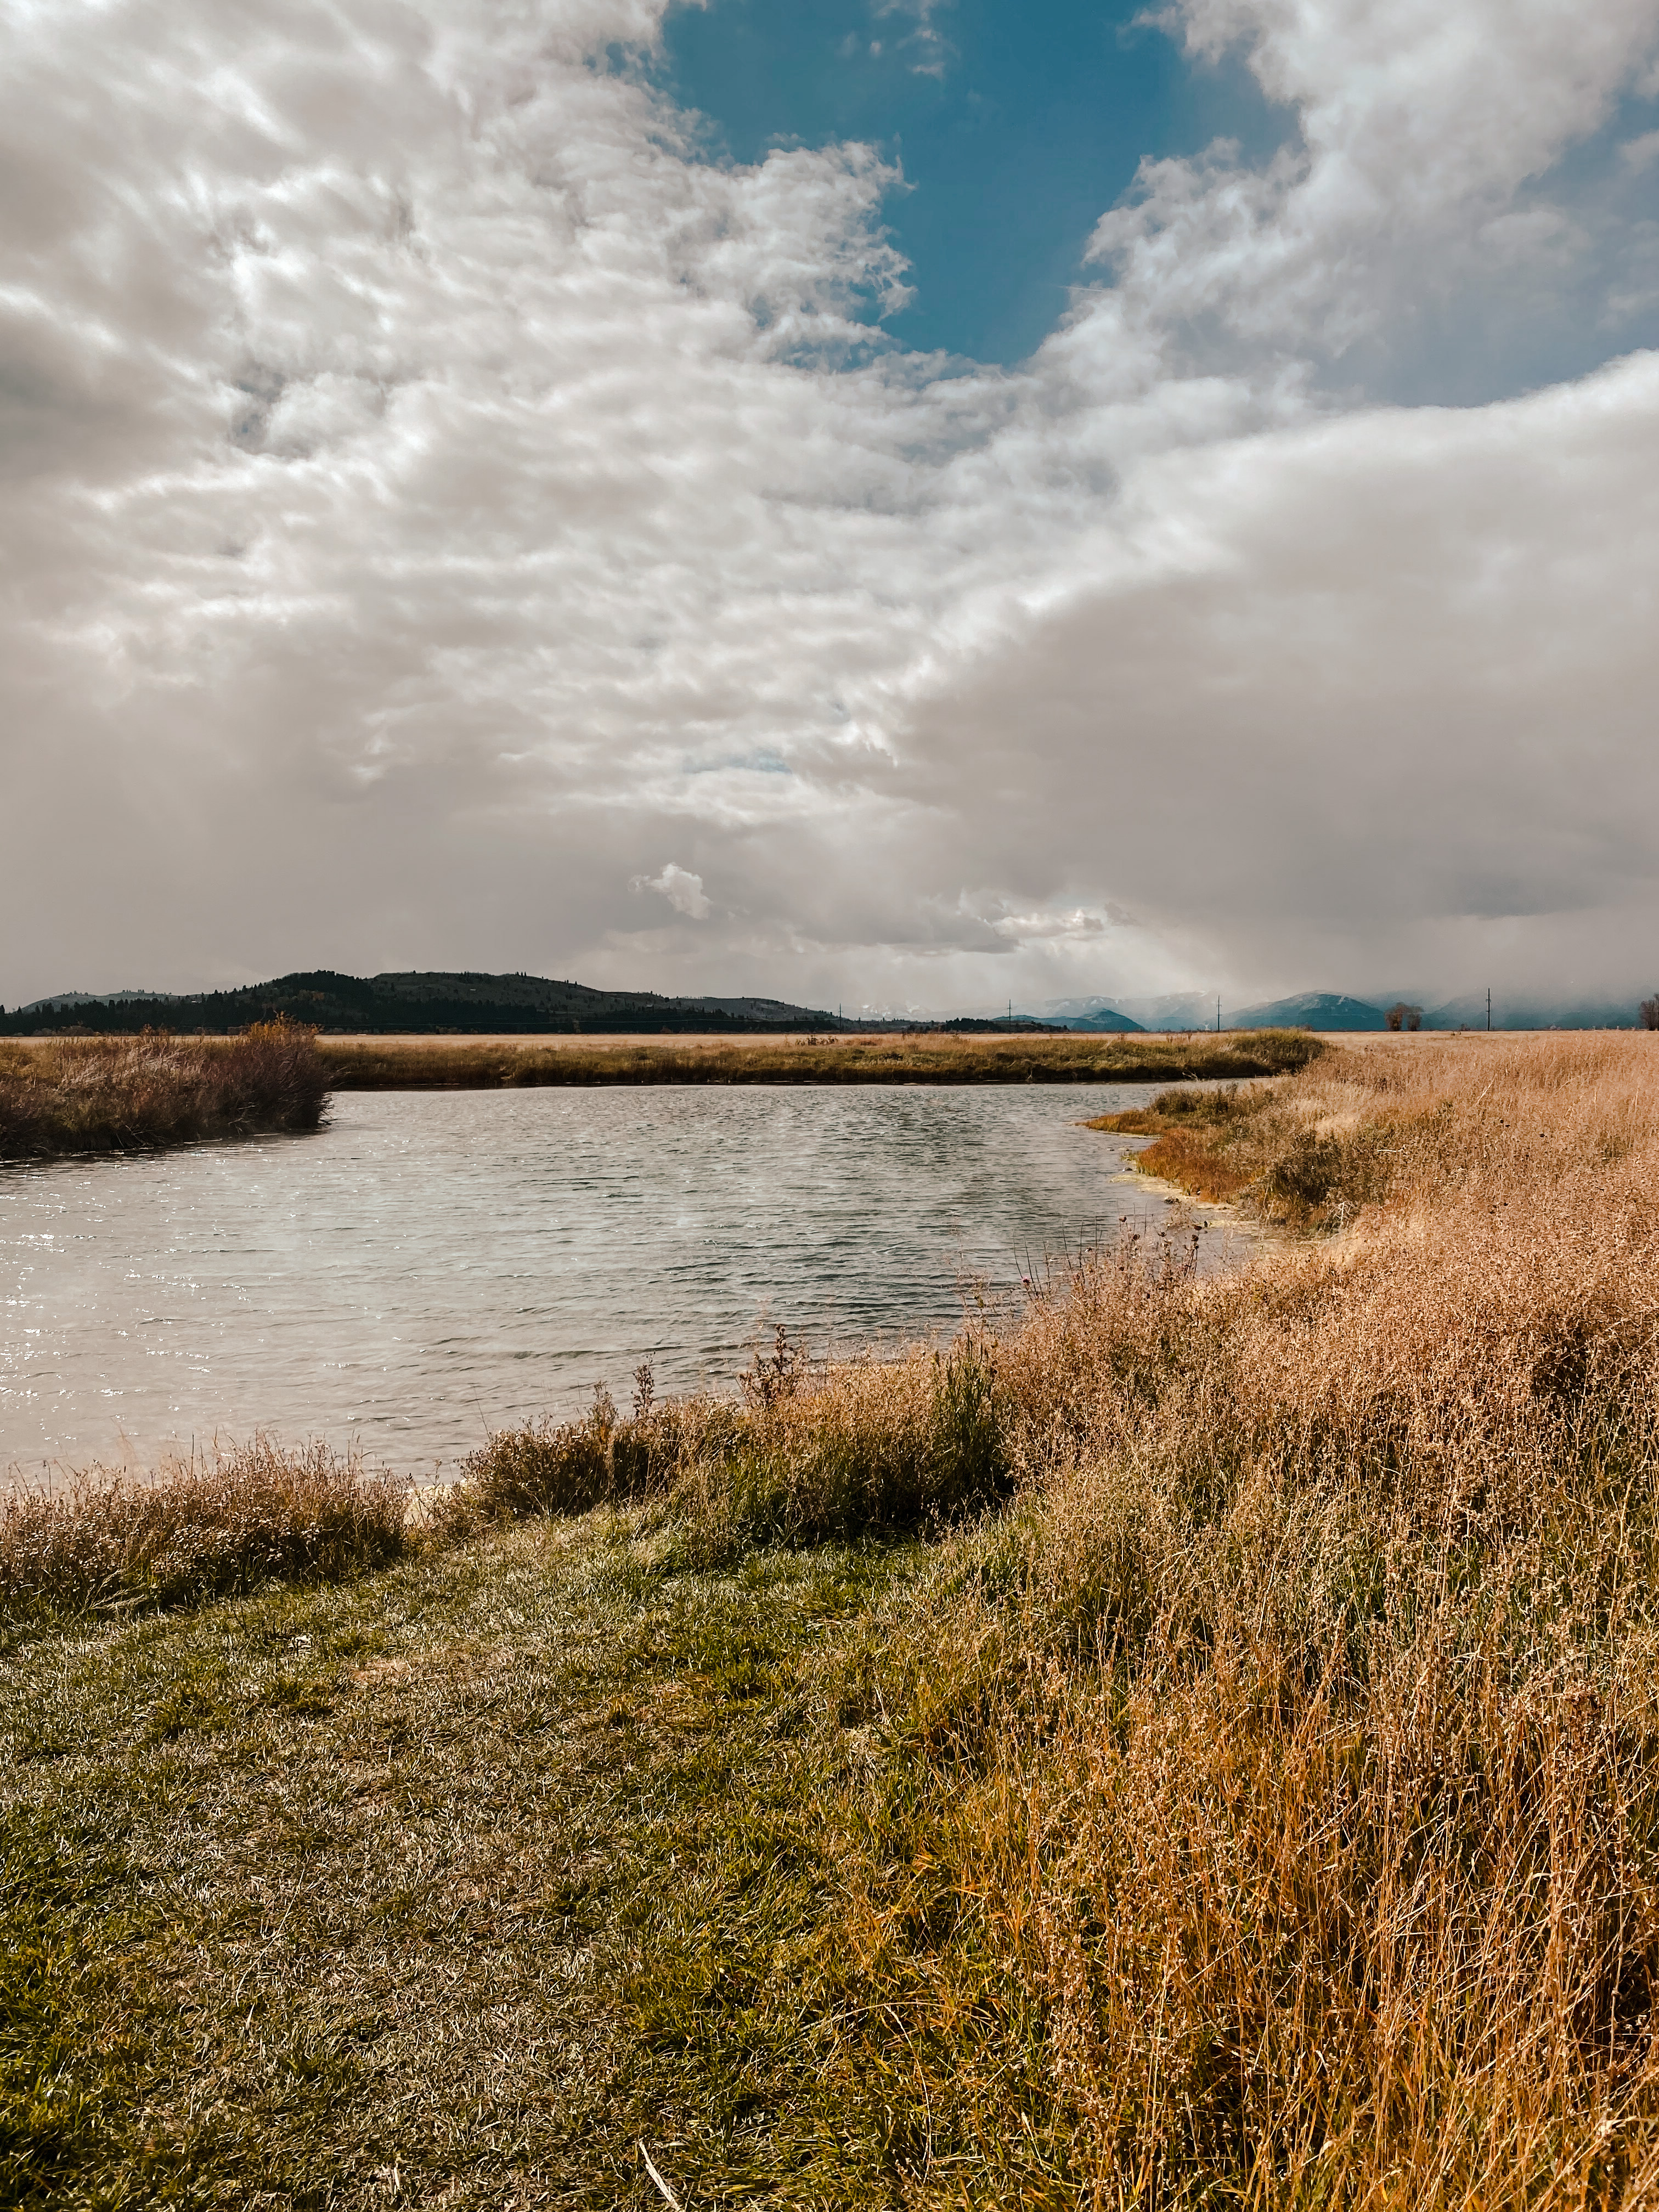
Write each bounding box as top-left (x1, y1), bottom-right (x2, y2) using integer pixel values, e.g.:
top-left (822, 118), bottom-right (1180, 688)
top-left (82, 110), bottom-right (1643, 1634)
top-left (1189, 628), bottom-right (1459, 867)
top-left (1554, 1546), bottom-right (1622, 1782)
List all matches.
top-left (5, 1032), bottom-right (1659, 2207)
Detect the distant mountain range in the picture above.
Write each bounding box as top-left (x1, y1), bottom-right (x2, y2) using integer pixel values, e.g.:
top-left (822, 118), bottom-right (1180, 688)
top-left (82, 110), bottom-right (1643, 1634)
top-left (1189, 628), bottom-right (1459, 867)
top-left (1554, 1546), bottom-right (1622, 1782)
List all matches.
top-left (5, 973), bottom-right (1649, 1039)
top-left (1231, 993), bottom-right (1404, 1031)
top-left (1024, 997), bottom-right (1151, 1033)
top-left (1028, 989), bottom-right (1650, 1032)
top-left (1234, 990), bottom-right (1649, 1030)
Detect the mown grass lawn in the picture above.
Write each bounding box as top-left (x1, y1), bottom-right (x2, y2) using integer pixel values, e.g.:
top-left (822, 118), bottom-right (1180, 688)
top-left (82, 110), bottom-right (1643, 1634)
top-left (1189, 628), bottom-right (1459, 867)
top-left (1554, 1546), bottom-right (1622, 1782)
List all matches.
top-left (1, 1519), bottom-right (939, 2211)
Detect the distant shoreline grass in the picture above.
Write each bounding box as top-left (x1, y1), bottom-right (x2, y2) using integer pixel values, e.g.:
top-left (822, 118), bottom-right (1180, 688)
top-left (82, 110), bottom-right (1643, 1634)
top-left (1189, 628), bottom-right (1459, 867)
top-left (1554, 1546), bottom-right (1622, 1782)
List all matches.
top-left (313, 1027), bottom-right (1323, 1089)
top-left (0, 1022), bottom-right (328, 1163)
top-left (1087, 1031), bottom-right (1649, 1228)
top-left (10, 1035), bottom-right (1659, 2203)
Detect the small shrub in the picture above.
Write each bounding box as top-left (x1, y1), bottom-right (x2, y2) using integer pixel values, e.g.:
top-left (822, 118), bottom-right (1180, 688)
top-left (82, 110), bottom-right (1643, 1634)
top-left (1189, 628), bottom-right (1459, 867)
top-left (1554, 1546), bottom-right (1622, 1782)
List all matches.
top-left (1259, 1125), bottom-right (1391, 1224)
top-left (455, 1398), bottom-right (691, 1521)
top-left (1239, 1027), bottom-right (1325, 1074)
top-left (1143, 1082), bottom-right (1245, 1125)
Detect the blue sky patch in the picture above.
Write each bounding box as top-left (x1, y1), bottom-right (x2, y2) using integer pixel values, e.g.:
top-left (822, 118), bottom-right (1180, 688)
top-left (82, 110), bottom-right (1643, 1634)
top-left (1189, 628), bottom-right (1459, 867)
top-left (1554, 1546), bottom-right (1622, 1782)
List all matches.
top-left (656, 0), bottom-right (1285, 365)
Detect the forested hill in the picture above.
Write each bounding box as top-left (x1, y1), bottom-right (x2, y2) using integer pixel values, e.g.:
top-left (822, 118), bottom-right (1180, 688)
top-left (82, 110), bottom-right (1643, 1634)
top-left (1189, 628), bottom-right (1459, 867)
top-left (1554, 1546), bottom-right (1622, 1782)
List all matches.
top-left (0, 970), bottom-right (843, 1037)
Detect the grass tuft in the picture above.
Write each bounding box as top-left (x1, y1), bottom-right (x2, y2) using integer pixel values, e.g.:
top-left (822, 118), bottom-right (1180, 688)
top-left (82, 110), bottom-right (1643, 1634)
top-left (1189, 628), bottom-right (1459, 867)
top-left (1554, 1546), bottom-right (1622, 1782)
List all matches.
top-left (0, 1441), bottom-right (409, 1624)
top-left (450, 1335), bottom-right (1011, 1551)
top-left (0, 1019), bottom-right (329, 1161)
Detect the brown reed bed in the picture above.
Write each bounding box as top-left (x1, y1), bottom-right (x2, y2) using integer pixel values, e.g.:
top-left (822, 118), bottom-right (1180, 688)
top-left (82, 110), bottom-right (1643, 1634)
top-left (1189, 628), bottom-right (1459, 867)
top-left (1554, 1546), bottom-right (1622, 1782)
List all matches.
top-left (317, 1026), bottom-right (1323, 1089)
top-left (0, 1019), bottom-right (329, 1160)
top-left (9, 1032), bottom-right (1659, 2205)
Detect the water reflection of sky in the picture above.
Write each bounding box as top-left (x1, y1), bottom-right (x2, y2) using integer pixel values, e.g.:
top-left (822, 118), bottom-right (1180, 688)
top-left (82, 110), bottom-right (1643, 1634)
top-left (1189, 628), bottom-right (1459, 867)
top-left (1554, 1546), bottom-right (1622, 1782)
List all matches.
top-left (0, 1085), bottom-right (1261, 1482)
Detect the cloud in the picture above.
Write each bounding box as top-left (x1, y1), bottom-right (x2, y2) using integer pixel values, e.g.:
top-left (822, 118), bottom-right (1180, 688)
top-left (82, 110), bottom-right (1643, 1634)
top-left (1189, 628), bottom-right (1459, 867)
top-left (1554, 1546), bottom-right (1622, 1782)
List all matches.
top-left (899, 349), bottom-right (1659, 996)
top-left (1, 0), bottom-right (1657, 1015)
top-left (636, 864), bottom-right (712, 919)
top-left (1088, 0), bottom-right (1659, 376)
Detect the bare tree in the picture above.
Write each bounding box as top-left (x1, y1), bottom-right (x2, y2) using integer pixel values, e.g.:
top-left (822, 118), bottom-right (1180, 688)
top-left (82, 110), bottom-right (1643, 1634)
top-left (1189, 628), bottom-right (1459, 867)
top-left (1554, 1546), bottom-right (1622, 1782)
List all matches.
top-left (1640, 996), bottom-right (1659, 1031)
top-left (1386, 1003), bottom-right (1423, 1033)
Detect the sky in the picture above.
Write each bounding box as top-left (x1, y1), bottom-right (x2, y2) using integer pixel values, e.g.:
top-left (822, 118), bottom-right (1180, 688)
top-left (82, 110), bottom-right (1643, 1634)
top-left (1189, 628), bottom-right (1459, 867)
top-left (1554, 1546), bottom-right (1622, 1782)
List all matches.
top-left (3, 0), bottom-right (1658, 1016)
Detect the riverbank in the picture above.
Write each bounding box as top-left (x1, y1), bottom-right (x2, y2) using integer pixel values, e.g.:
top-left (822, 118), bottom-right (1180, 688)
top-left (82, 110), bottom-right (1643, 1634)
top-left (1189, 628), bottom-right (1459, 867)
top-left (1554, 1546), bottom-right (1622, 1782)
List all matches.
top-left (8, 1033), bottom-right (1659, 2204)
top-left (1090, 1026), bottom-right (1659, 1227)
top-left (0, 1025), bottom-right (328, 1161)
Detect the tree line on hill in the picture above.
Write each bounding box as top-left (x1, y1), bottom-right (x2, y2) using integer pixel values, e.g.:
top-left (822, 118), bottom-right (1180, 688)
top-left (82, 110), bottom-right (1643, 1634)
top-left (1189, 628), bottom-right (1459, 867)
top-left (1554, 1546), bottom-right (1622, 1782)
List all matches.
top-left (0, 970), bottom-right (1053, 1039)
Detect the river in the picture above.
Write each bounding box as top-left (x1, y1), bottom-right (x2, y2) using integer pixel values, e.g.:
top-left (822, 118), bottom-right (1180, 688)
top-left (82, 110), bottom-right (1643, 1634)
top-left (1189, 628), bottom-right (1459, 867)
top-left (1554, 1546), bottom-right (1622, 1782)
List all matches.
top-left (1, 1084), bottom-right (1254, 1483)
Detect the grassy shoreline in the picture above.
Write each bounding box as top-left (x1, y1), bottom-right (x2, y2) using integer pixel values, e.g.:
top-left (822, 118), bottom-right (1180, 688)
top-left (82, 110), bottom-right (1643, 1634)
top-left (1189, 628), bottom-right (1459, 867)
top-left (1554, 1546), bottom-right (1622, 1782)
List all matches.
top-left (10, 1034), bottom-right (1659, 2204)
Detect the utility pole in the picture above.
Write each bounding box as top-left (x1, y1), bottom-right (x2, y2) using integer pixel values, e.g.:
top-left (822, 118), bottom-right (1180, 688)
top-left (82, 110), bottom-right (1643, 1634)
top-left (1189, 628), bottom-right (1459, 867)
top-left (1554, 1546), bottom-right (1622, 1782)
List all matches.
top-left (1487, 988), bottom-right (1491, 1032)
top-left (1216, 995), bottom-right (1221, 1033)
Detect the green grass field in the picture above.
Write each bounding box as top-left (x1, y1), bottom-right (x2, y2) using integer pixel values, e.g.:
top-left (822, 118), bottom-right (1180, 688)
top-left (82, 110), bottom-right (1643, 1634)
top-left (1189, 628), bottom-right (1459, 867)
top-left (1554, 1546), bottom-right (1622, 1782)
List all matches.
top-left (2, 1516), bottom-right (954, 2209)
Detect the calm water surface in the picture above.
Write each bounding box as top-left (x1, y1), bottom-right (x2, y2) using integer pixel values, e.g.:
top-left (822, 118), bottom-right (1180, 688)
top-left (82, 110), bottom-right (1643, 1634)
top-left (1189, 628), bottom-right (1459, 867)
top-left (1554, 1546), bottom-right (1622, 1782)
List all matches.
top-left (1, 1086), bottom-right (1254, 1481)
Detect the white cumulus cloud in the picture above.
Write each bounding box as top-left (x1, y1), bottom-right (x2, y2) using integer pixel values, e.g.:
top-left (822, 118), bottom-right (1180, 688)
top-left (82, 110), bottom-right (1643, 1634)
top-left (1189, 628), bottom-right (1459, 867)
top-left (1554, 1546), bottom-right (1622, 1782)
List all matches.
top-left (637, 864), bottom-right (713, 919)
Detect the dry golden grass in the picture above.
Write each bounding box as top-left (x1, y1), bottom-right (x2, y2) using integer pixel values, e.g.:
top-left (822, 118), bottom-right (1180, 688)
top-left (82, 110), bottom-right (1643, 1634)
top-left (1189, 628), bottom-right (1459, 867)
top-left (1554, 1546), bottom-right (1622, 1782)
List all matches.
top-left (1093, 1031), bottom-right (1659, 1228)
top-left (408, 1038), bottom-right (1659, 2198)
top-left (1126, 1121), bottom-right (1260, 1201)
top-left (0, 1020), bottom-right (328, 1159)
top-left (452, 1331), bottom-right (1008, 1550)
top-left (815, 1034), bottom-right (1659, 2203)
